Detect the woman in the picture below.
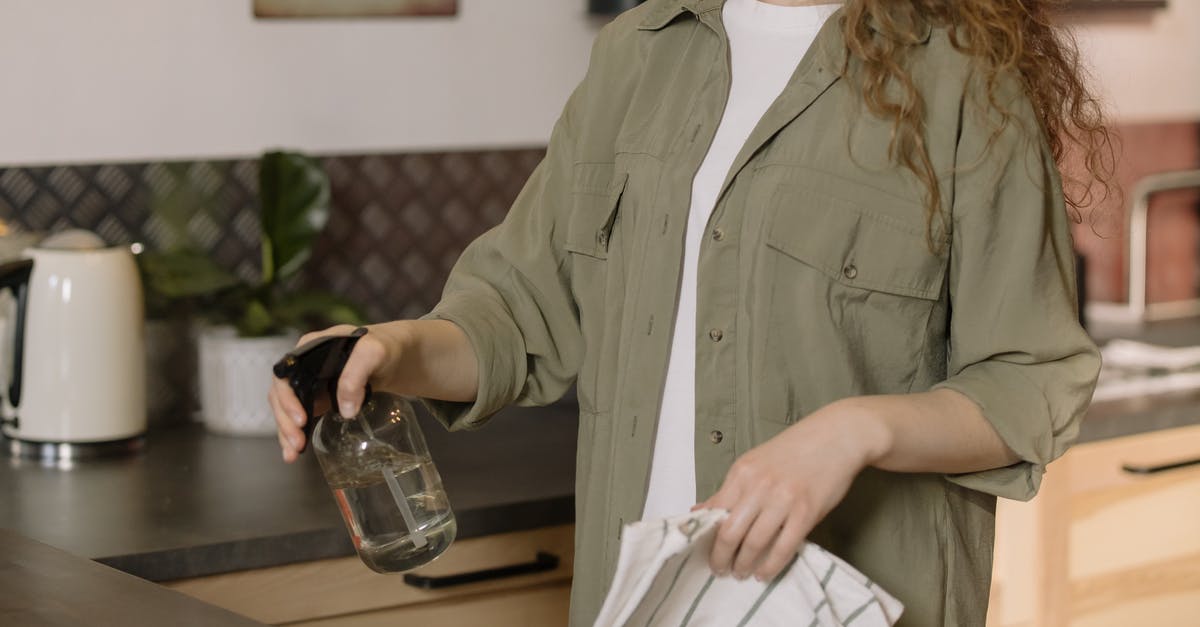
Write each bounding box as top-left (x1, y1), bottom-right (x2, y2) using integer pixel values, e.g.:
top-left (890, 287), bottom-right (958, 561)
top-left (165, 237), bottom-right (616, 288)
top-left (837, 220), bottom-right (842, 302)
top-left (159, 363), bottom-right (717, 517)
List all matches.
top-left (270, 1), bottom-right (1112, 624)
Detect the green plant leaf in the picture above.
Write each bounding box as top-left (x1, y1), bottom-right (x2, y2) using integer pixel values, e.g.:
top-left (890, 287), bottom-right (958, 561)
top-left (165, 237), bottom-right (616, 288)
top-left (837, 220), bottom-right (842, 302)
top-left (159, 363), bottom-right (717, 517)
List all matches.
top-left (273, 290), bottom-right (367, 330)
top-left (140, 150), bottom-right (353, 339)
top-left (237, 298), bottom-right (277, 338)
top-left (138, 249), bottom-right (240, 299)
top-left (259, 151), bottom-right (331, 285)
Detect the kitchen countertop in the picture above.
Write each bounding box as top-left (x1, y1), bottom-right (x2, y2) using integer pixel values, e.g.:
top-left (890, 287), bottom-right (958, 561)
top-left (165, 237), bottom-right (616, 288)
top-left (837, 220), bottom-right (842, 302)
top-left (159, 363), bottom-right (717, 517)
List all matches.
top-left (1, 402), bottom-right (578, 582)
top-left (0, 528), bottom-right (265, 626)
top-left (1078, 386), bottom-right (1200, 443)
top-left (1081, 317), bottom-right (1200, 443)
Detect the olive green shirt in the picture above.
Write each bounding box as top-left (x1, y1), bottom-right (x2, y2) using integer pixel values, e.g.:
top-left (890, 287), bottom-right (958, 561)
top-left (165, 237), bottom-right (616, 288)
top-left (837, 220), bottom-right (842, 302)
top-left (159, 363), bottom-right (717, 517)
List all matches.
top-left (422, 1), bottom-right (1101, 625)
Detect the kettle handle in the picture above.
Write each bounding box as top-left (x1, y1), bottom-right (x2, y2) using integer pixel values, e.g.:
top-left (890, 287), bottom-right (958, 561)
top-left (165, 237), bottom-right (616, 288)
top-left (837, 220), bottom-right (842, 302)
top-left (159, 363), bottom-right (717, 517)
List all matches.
top-left (0, 259), bottom-right (34, 409)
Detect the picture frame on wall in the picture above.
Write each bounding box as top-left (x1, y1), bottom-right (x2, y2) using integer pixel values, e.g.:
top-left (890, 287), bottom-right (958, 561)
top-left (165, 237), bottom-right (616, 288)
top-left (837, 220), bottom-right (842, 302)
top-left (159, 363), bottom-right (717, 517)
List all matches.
top-left (1066, 0), bottom-right (1167, 8)
top-left (254, 0), bottom-right (457, 18)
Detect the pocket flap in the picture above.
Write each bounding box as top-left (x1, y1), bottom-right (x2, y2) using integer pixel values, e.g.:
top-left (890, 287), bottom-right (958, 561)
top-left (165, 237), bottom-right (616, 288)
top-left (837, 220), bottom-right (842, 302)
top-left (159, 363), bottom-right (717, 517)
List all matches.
top-left (765, 186), bottom-right (946, 300)
top-left (564, 170), bottom-right (628, 259)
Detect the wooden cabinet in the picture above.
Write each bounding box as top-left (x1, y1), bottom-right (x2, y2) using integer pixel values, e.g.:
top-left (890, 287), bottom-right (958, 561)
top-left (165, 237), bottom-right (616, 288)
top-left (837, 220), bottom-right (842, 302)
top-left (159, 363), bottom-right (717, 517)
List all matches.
top-left (988, 425), bottom-right (1200, 626)
top-left (164, 524), bottom-right (575, 626)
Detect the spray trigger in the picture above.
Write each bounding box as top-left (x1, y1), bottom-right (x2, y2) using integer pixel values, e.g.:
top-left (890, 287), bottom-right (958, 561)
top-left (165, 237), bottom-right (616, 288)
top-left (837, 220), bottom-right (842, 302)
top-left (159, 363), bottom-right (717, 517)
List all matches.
top-left (272, 327), bottom-right (373, 453)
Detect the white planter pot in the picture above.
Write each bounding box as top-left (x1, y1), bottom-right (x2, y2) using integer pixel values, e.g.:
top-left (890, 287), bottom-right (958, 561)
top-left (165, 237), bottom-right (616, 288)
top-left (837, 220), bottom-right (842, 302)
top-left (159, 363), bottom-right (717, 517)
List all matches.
top-left (198, 326), bottom-right (299, 436)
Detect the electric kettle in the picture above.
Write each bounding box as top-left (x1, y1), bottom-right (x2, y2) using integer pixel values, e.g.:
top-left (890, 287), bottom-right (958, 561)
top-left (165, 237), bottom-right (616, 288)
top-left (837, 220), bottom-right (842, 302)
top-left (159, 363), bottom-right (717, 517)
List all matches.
top-left (0, 229), bottom-right (146, 457)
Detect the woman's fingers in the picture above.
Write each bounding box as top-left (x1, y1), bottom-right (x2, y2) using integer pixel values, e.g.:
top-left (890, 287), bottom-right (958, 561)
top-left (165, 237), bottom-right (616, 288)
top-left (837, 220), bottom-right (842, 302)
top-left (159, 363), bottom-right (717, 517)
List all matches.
top-left (278, 431), bottom-right (295, 463)
top-left (269, 383), bottom-right (302, 461)
top-left (336, 333), bottom-right (387, 418)
top-left (731, 501), bottom-right (790, 580)
top-left (753, 515), bottom-right (810, 582)
top-left (274, 376), bottom-right (307, 427)
top-left (698, 407), bottom-right (871, 581)
top-left (708, 489), bottom-right (758, 576)
top-left (296, 324), bottom-right (357, 348)
top-left (272, 324), bottom-right (359, 460)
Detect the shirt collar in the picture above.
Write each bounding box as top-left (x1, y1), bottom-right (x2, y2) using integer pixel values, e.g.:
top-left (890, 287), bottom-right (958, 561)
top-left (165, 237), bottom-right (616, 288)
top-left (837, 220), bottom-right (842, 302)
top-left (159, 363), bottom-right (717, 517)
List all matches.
top-left (636, 0), bottom-right (933, 45)
top-left (635, 0), bottom-right (705, 30)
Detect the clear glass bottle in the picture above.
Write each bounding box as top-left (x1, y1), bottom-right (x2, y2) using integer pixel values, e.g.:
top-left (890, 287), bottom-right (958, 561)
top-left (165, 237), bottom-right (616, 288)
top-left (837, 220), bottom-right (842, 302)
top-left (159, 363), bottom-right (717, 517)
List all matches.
top-left (274, 329), bottom-right (456, 573)
top-left (313, 394), bottom-right (456, 573)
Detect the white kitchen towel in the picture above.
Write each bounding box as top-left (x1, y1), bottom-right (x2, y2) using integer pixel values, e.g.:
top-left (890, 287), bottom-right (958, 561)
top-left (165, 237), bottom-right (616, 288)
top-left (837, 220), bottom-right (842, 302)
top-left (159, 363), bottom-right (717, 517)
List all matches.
top-left (1101, 338), bottom-right (1200, 371)
top-left (593, 509), bottom-right (903, 627)
top-left (1093, 339), bottom-right (1200, 401)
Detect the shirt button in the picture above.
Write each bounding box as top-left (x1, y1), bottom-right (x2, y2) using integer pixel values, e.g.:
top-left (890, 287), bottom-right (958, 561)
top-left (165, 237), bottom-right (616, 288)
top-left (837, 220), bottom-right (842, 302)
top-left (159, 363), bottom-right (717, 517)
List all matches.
top-left (710, 430), bottom-right (724, 444)
top-left (597, 230), bottom-right (608, 247)
top-left (843, 264), bottom-right (858, 279)
top-left (711, 228), bottom-right (725, 242)
top-left (708, 328), bottom-right (723, 342)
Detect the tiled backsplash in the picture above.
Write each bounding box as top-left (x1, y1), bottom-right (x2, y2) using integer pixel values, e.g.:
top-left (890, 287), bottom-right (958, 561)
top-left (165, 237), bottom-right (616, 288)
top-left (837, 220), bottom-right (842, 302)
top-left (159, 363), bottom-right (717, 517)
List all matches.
top-left (0, 149), bottom-right (544, 322)
top-left (0, 149), bottom-right (544, 421)
top-left (311, 151), bottom-right (543, 321)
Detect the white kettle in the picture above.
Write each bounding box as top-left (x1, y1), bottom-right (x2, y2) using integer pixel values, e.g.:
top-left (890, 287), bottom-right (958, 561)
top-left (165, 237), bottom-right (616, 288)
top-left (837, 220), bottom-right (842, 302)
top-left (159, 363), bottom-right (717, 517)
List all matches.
top-left (0, 229), bottom-right (146, 452)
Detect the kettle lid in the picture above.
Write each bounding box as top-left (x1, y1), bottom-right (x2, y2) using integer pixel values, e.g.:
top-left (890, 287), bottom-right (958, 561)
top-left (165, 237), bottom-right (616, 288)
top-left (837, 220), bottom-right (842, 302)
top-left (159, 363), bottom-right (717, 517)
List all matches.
top-left (38, 229), bottom-right (107, 250)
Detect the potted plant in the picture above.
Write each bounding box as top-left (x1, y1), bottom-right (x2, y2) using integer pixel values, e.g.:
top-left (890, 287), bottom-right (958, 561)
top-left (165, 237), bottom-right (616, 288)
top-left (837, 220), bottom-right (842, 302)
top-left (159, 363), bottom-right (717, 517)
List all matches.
top-left (140, 151), bottom-right (364, 435)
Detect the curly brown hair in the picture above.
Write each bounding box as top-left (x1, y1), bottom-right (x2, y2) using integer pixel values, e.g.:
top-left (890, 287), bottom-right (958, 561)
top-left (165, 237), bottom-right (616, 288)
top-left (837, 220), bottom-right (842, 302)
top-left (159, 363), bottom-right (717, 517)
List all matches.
top-left (839, 0), bottom-right (1118, 247)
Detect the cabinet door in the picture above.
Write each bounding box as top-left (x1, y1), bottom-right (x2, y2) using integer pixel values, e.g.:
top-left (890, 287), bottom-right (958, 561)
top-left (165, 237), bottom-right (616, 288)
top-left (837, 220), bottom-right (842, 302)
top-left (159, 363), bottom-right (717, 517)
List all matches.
top-left (1064, 426), bottom-right (1200, 626)
top-left (165, 524), bottom-right (575, 625)
top-left (988, 425), bottom-right (1200, 627)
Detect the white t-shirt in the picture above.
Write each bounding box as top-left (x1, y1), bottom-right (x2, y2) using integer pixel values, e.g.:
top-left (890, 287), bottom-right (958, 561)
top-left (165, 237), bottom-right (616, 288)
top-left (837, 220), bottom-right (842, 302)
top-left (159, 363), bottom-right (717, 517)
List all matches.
top-left (642, 0), bottom-right (840, 521)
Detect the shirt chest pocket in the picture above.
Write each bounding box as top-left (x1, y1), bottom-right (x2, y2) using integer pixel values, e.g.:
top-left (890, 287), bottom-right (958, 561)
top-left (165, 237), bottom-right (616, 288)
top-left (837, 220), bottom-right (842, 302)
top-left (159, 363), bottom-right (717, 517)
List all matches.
top-left (563, 168), bottom-right (627, 260)
top-left (563, 165), bottom-right (628, 413)
top-left (752, 185), bottom-right (949, 427)
top-left (764, 185), bottom-right (946, 301)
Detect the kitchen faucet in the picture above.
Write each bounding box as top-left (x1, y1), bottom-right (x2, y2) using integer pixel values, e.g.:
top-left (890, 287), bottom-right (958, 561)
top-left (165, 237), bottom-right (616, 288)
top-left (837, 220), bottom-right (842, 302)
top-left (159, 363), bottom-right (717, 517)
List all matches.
top-left (1087, 169), bottom-right (1200, 327)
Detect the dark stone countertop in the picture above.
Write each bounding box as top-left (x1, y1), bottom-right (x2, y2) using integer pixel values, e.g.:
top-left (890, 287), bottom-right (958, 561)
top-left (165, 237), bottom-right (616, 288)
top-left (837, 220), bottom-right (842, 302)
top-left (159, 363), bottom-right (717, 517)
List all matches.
top-left (1080, 317), bottom-right (1200, 442)
top-left (0, 529), bottom-right (266, 627)
top-left (1, 402), bottom-right (579, 582)
top-left (1078, 386), bottom-right (1200, 443)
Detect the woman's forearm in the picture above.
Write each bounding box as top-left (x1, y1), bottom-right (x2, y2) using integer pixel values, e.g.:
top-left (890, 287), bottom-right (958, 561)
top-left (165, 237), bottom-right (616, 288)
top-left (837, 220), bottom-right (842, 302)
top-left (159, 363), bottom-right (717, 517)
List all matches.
top-left (369, 319), bottom-right (1017, 474)
top-left (370, 319), bottom-right (479, 403)
top-left (833, 389), bottom-right (1021, 475)
top-left (700, 386), bottom-right (1021, 581)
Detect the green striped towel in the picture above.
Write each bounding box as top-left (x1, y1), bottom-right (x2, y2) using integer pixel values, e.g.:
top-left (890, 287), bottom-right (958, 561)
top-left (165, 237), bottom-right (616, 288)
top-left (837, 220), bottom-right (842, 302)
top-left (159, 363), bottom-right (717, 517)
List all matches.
top-left (593, 509), bottom-right (903, 627)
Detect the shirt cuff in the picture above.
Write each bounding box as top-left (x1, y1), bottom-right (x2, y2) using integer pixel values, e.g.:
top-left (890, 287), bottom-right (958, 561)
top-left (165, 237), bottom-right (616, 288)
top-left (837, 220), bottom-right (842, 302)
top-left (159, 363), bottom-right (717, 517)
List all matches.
top-left (931, 365), bottom-right (1071, 501)
top-left (417, 290), bottom-right (528, 431)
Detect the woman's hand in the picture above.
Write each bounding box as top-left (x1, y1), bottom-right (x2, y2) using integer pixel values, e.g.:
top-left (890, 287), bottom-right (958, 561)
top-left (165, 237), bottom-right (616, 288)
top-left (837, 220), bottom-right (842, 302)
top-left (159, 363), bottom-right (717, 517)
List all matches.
top-left (268, 324), bottom-right (403, 463)
top-left (695, 401), bottom-right (891, 582)
top-left (268, 318), bottom-right (478, 463)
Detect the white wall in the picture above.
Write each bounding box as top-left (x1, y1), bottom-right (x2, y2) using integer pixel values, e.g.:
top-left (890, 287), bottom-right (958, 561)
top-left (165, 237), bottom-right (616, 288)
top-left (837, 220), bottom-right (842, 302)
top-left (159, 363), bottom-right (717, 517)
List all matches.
top-left (1067, 0), bottom-right (1200, 124)
top-left (0, 0), bottom-right (601, 166)
top-left (0, 1), bottom-right (1195, 167)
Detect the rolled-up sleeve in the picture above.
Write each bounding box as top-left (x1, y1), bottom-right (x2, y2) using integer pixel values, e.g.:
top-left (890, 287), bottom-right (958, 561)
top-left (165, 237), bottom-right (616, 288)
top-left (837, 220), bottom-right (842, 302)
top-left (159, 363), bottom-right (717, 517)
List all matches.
top-left (933, 77), bottom-right (1102, 501)
top-left (419, 33), bottom-right (613, 431)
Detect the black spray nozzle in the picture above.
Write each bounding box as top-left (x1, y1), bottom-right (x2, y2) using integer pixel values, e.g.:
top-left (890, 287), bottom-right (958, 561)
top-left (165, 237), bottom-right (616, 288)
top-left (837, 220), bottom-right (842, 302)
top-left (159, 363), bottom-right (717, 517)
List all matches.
top-left (272, 327), bottom-right (372, 454)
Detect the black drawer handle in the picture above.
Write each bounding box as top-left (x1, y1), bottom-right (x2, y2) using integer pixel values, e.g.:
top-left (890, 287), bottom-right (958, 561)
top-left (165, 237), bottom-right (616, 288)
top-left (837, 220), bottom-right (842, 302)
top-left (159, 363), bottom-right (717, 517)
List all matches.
top-left (1122, 456), bottom-right (1200, 475)
top-left (402, 551), bottom-right (560, 590)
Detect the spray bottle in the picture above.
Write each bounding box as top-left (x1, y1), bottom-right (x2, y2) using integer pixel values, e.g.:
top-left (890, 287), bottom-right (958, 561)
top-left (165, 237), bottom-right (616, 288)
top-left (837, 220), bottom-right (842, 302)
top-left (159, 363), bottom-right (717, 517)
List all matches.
top-left (273, 328), bottom-right (456, 572)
